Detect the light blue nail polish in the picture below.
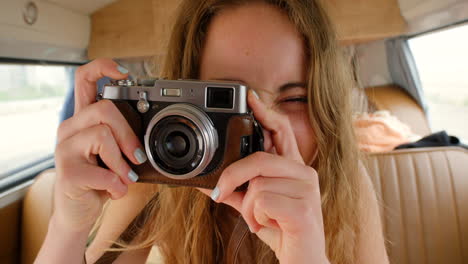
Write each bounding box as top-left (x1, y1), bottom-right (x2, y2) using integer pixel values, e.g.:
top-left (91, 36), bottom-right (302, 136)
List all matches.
top-left (251, 90), bottom-right (260, 100)
top-left (117, 65), bottom-right (129, 74)
top-left (128, 169), bottom-right (139, 182)
top-left (210, 186), bottom-right (220, 201)
top-left (134, 148), bottom-right (147, 164)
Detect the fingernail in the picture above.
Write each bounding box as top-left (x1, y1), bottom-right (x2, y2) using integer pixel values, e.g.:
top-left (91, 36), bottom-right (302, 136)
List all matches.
top-left (248, 225), bottom-right (255, 233)
top-left (251, 90), bottom-right (260, 100)
top-left (128, 169), bottom-right (139, 182)
top-left (210, 186), bottom-right (220, 201)
top-left (134, 148), bottom-right (147, 164)
top-left (117, 65), bottom-right (129, 74)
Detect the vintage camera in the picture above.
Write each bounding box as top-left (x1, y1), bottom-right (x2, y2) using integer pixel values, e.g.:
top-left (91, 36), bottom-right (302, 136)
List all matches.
top-left (98, 79), bottom-right (264, 190)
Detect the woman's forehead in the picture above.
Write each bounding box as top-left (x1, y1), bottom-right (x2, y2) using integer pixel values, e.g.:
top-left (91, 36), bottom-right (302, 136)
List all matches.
top-left (200, 2), bottom-right (307, 89)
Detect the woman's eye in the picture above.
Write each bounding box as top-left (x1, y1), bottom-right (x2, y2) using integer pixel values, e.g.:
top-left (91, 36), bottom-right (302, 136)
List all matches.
top-left (280, 96), bottom-right (308, 104)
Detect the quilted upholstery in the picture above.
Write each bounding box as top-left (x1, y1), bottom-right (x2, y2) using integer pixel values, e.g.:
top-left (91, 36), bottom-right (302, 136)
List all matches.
top-left (366, 147), bottom-right (468, 264)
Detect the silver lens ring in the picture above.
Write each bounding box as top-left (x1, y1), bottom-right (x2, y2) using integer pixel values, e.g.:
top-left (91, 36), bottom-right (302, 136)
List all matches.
top-left (144, 104), bottom-right (218, 179)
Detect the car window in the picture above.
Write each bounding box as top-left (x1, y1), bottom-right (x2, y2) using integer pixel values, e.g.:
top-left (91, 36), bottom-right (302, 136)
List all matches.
top-left (409, 23), bottom-right (468, 141)
top-left (0, 63), bottom-right (76, 178)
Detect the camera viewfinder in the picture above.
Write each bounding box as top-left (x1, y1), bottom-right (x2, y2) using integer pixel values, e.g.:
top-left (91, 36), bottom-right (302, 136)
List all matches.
top-left (206, 87), bottom-right (234, 109)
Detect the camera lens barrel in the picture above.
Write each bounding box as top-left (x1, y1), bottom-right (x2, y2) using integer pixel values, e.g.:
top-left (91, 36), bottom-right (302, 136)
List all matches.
top-left (144, 104), bottom-right (218, 179)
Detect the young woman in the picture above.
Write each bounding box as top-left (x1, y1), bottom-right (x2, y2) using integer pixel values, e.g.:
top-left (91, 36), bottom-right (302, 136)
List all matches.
top-left (36, 0), bottom-right (388, 263)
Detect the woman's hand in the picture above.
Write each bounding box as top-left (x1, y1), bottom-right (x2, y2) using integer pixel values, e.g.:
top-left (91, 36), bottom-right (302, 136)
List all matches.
top-left (199, 90), bottom-right (329, 264)
top-left (53, 58), bottom-right (147, 232)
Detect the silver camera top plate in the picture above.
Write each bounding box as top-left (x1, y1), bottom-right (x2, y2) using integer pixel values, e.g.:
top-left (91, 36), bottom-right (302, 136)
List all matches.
top-left (102, 79), bottom-right (248, 114)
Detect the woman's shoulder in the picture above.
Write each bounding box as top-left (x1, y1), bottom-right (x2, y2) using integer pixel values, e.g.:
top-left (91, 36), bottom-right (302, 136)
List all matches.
top-left (85, 182), bottom-right (158, 263)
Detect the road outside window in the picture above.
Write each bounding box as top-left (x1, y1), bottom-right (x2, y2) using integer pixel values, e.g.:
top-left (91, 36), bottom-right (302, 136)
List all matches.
top-left (0, 64), bottom-right (75, 177)
top-left (409, 23), bottom-right (468, 141)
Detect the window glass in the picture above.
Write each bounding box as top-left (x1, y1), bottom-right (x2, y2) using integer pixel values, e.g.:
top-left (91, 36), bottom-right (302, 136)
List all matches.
top-left (409, 23), bottom-right (468, 140)
top-left (0, 64), bottom-right (75, 177)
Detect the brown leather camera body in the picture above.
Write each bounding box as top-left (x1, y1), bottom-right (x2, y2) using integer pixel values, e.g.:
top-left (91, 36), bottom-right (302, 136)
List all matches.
top-left (104, 99), bottom-right (263, 190)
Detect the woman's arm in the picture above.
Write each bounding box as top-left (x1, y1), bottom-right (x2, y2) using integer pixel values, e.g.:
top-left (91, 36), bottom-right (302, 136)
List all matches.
top-left (36, 59), bottom-right (144, 264)
top-left (35, 215), bottom-right (90, 264)
top-left (35, 178), bottom-right (156, 264)
top-left (356, 164), bottom-right (390, 263)
top-left (86, 182), bottom-right (156, 263)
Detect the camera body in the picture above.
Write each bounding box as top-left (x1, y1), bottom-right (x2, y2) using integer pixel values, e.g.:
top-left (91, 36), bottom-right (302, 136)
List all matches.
top-left (98, 79), bottom-right (263, 190)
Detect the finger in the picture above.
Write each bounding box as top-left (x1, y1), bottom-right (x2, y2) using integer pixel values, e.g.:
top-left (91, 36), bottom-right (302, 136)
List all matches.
top-left (242, 191), bottom-right (282, 233)
top-left (78, 165), bottom-right (129, 200)
top-left (213, 152), bottom-right (317, 202)
top-left (239, 184), bottom-right (262, 232)
top-left (56, 160), bottom-right (128, 201)
top-left (248, 177), bottom-right (311, 199)
top-left (197, 187), bottom-right (245, 212)
top-left (255, 227), bottom-right (281, 252)
top-left (248, 90), bottom-right (303, 162)
top-left (241, 177), bottom-right (310, 232)
top-left (57, 124), bottom-right (138, 185)
top-left (57, 99), bottom-right (146, 165)
top-left (74, 58), bottom-right (129, 113)
top-left (253, 191), bottom-right (316, 235)
top-left (197, 187), bottom-right (211, 196)
top-left (262, 128), bottom-right (276, 154)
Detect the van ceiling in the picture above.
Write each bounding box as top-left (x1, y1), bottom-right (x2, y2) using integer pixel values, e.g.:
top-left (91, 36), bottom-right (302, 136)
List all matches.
top-left (45, 0), bottom-right (117, 15)
top-left (397, 0), bottom-right (468, 33)
top-left (398, 0), bottom-right (458, 19)
top-left (49, 0), bottom-right (460, 18)
top-left (2, 0), bottom-right (467, 63)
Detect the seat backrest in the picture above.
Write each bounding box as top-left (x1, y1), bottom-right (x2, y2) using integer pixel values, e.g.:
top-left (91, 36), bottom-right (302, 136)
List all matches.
top-left (365, 85), bottom-right (431, 136)
top-left (366, 147), bottom-right (468, 264)
top-left (21, 169), bottom-right (55, 264)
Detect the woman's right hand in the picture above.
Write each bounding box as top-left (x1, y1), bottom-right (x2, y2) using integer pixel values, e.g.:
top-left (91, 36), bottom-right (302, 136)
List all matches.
top-left (53, 58), bottom-right (148, 233)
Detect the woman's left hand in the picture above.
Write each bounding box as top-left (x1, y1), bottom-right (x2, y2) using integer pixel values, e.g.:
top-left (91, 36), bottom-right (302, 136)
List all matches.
top-left (198, 90), bottom-right (329, 264)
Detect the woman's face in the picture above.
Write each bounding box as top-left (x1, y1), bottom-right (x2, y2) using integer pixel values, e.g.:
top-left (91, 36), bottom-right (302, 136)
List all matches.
top-left (200, 2), bottom-right (317, 165)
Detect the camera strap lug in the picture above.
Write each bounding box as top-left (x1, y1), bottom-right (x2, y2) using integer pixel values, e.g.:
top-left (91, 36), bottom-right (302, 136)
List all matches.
top-left (252, 118), bottom-right (265, 152)
top-left (137, 91), bottom-right (150, 113)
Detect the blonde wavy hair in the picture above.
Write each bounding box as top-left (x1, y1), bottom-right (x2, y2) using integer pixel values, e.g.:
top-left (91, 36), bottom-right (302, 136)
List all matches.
top-left (102, 0), bottom-right (362, 263)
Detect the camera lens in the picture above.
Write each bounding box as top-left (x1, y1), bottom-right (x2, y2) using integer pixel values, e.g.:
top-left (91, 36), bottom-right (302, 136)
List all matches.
top-left (144, 103), bottom-right (219, 180)
top-left (165, 131), bottom-right (189, 158)
top-left (151, 118), bottom-right (200, 173)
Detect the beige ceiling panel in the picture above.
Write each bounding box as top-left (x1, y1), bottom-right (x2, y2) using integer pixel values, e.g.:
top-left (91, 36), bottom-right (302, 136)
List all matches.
top-left (45, 0), bottom-right (117, 15)
top-left (89, 0), bottom-right (407, 59)
top-left (321, 0), bottom-right (407, 45)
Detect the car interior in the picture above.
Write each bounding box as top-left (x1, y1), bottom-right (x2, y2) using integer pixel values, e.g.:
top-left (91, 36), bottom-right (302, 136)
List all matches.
top-left (1, 0), bottom-right (467, 263)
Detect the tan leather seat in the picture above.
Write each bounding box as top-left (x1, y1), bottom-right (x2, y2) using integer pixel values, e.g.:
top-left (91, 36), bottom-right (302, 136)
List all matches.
top-left (21, 169), bottom-right (55, 264)
top-left (366, 147), bottom-right (468, 264)
top-left (365, 85), bottom-right (431, 136)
